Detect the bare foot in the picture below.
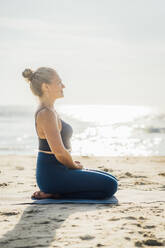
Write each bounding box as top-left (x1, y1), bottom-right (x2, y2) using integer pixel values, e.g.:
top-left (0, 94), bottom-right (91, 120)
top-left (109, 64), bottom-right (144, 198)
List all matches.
top-left (31, 191), bottom-right (61, 200)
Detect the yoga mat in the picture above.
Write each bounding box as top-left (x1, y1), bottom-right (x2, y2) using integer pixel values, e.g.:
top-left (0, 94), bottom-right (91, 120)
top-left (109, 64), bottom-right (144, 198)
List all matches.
top-left (30, 195), bottom-right (118, 204)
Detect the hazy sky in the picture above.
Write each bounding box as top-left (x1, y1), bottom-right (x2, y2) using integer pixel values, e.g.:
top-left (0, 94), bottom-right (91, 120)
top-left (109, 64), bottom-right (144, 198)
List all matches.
top-left (1, 0), bottom-right (165, 106)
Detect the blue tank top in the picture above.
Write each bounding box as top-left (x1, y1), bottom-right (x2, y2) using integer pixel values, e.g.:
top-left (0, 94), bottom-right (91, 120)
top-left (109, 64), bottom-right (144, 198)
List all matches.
top-left (34, 107), bottom-right (73, 152)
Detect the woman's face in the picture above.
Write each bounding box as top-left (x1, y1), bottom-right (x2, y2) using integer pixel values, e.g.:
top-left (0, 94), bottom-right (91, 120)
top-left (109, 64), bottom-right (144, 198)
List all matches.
top-left (44, 72), bottom-right (65, 99)
top-left (52, 73), bottom-right (65, 98)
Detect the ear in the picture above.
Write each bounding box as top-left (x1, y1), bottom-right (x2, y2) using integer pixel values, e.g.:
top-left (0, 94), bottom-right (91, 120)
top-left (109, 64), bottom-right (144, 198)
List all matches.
top-left (42, 82), bottom-right (49, 91)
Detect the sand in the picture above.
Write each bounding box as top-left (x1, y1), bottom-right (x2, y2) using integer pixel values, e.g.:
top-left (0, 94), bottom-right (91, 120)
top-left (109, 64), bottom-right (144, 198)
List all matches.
top-left (0, 155), bottom-right (165, 248)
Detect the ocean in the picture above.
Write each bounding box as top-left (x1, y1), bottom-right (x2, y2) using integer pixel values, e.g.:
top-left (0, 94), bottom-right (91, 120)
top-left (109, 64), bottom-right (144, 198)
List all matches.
top-left (1, 104), bottom-right (165, 157)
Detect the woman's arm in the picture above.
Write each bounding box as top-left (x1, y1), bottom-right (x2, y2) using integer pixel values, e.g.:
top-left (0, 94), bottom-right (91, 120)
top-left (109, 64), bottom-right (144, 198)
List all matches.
top-left (55, 149), bottom-right (81, 169)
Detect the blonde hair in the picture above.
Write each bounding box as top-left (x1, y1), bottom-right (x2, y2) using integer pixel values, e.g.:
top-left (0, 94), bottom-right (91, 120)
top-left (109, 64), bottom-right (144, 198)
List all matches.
top-left (22, 67), bottom-right (56, 97)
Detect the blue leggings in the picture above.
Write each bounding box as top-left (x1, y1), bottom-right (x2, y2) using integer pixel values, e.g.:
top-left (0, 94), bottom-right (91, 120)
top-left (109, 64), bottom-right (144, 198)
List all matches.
top-left (36, 152), bottom-right (118, 199)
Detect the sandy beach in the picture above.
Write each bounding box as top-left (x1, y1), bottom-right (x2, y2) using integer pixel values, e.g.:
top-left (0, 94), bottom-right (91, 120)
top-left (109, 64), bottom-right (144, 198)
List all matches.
top-left (0, 155), bottom-right (165, 248)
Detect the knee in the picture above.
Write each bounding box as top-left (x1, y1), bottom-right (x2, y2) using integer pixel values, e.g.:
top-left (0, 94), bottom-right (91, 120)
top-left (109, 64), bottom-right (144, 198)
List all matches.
top-left (104, 177), bottom-right (118, 197)
top-left (111, 178), bottom-right (118, 195)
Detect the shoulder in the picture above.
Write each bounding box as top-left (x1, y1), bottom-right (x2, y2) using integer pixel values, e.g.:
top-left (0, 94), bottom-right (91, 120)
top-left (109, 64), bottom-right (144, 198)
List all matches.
top-left (37, 108), bottom-right (58, 123)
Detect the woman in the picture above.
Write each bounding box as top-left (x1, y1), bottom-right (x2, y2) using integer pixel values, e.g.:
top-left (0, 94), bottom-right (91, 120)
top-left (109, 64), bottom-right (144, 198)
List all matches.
top-left (22, 67), bottom-right (118, 200)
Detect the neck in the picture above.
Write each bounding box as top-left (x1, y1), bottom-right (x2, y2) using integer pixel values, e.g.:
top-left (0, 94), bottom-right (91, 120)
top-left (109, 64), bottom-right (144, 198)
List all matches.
top-left (38, 97), bottom-right (56, 109)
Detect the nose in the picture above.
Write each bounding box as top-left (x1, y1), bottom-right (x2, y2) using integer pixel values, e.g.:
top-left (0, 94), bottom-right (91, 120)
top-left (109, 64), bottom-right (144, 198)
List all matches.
top-left (62, 83), bottom-right (65, 88)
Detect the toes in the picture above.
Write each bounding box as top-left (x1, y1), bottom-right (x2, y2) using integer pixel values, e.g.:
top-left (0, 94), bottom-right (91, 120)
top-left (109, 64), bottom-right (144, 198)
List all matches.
top-left (33, 191), bottom-right (39, 197)
top-left (31, 191), bottom-right (58, 199)
top-left (31, 192), bottom-right (36, 197)
top-left (31, 191), bottom-right (40, 199)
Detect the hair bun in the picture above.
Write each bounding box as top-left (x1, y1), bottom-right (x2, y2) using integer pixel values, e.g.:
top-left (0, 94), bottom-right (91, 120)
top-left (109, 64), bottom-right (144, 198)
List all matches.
top-left (22, 68), bottom-right (34, 82)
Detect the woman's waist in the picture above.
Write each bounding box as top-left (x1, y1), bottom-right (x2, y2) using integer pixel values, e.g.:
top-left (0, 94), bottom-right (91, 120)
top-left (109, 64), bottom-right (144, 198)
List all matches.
top-left (37, 151), bottom-right (67, 167)
top-left (36, 152), bottom-right (68, 172)
top-left (38, 149), bottom-right (54, 154)
top-left (38, 148), bottom-right (72, 154)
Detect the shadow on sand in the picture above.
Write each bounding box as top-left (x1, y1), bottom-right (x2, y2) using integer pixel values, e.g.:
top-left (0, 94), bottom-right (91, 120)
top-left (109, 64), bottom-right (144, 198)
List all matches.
top-left (0, 201), bottom-right (118, 248)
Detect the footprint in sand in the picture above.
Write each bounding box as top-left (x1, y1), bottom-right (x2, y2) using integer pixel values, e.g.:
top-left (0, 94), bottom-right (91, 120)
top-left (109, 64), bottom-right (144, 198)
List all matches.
top-left (0, 183), bottom-right (8, 187)
top-left (15, 166), bottom-right (24, 170)
top-left (0, 211), bottom-right (20, 216)
top-left (158, 173), bottom-right (165, 177)
top-left (143, 239), bottom-right (164, 246)
top-left (124, 216), bottom-right (137, 220)
top-left (79, 234), bottom-right (95, 240)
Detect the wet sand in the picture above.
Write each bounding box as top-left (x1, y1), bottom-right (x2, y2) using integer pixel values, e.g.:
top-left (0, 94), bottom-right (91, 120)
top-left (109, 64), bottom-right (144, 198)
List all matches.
top-left (0, 155), bottom-right (165, 248)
